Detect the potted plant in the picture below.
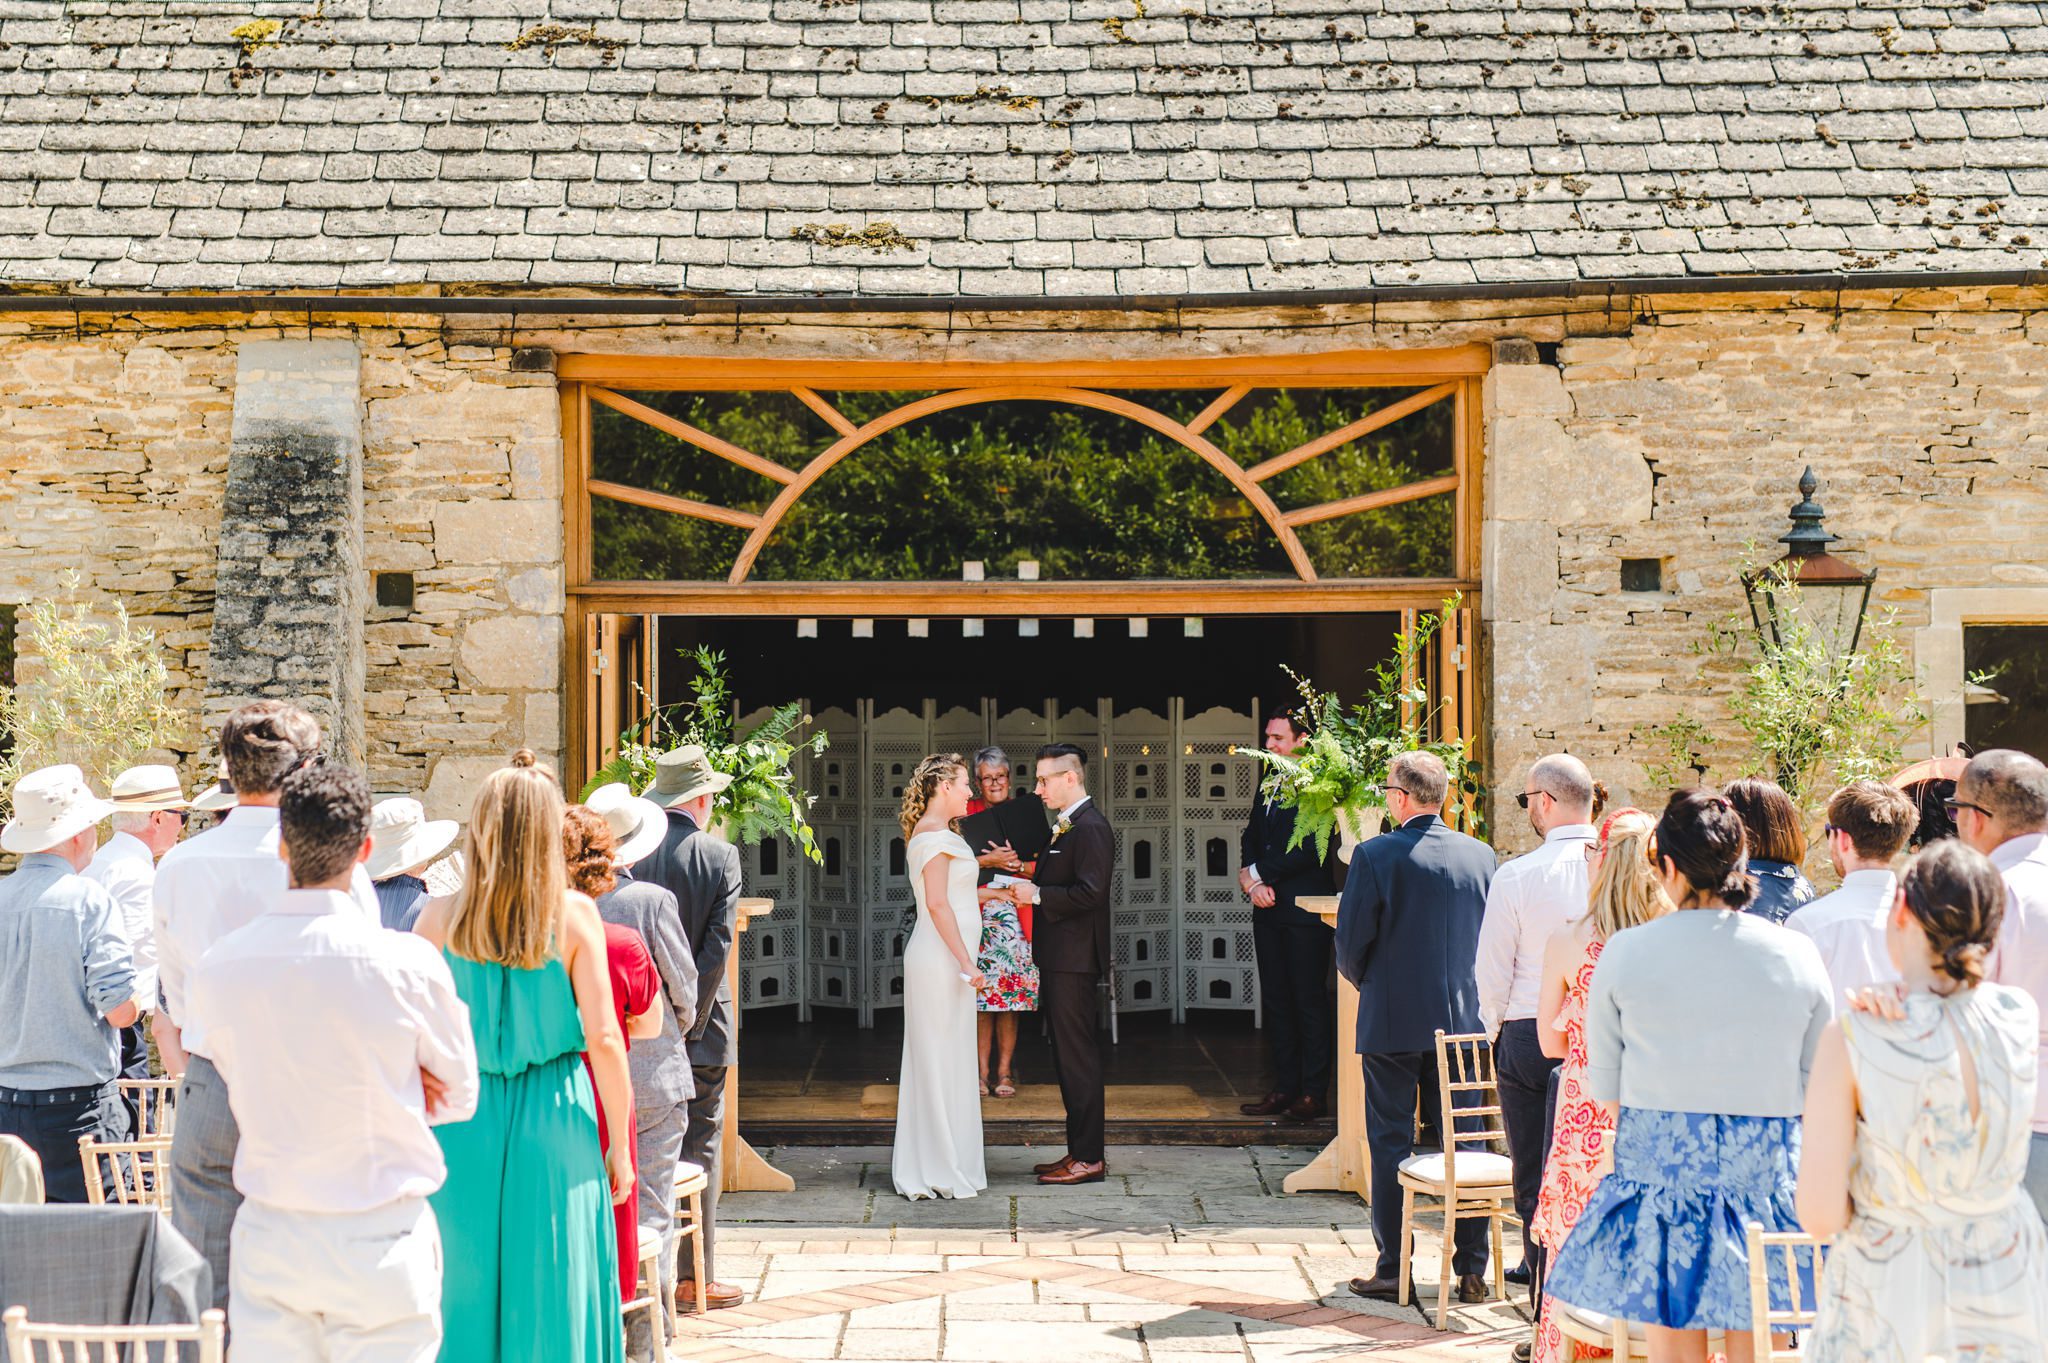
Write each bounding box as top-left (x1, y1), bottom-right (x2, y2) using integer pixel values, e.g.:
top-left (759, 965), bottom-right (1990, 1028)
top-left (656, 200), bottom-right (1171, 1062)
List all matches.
top-left (581, 646), bottom-right (830, 863)
top-left (1237, 599), bottom-right (1479, 863)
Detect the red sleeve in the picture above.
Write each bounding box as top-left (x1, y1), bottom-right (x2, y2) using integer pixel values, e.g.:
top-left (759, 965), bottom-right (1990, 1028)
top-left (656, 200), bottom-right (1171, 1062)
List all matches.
top-left (604, 924), bottom-right (661, 1031)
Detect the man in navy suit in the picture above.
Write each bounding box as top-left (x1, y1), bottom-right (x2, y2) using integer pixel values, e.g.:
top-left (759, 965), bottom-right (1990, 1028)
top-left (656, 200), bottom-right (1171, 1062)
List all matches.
top-left (1335, 750), bottom-right (1496, 1302)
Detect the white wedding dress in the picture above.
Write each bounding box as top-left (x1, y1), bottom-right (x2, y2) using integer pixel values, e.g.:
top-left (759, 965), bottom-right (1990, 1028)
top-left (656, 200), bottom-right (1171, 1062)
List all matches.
top-left (891, 829), bottom-right (988, 1200)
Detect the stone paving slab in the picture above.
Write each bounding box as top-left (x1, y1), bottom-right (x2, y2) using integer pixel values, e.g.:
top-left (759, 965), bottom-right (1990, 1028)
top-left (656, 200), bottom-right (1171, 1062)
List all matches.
top-left (674, 1145), bottom-right (1527, 1363)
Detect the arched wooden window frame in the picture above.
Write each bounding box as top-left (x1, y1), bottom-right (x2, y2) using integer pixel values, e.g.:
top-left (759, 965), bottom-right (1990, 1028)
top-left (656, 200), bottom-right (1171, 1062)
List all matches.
top-left (558, 346), bottom-right (1487, 605)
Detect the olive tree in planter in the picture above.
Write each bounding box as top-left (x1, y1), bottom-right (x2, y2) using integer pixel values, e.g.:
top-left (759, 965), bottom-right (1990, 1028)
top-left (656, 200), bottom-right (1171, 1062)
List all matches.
top-left (0, 584), bottom-right (182, 823)
top-left (581, 645), bottom-right (829, 864)
top-left (1238, 598), bottom-right (1481, 863)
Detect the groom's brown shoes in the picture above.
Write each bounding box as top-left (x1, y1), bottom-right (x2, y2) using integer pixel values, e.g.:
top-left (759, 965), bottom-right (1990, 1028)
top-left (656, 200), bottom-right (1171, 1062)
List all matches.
top-left (1032, 1154), bottom-right (1073, 1176)
top-left (1037, 1158), bottom-right (1106, 1185)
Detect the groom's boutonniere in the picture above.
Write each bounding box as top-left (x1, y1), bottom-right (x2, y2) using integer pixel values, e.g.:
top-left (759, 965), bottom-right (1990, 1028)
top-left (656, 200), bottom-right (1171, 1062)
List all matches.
top-left (1050, 815), bottom-right (1074, 843)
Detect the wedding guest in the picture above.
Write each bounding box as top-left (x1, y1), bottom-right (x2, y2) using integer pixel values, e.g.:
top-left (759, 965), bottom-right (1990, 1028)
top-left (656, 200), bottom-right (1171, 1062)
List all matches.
top-left (415, 750), bottom-right (631, 1363)
top-left (1949, 748), bottom-right (2048, 1216)
top-left (0, 765), bottom-right (137, 1203)
top-left (367, 796), bottom-right (459, 932)
top-left (967, 746), bottom-right (1042, 1099)
top-left (1723, 777), bottom-right (1816, 925)
top-left (1798, 840), bottom-right (2048, 1363)
top-left (84, 764), bottom-right (189, 1088)
top-left (1786, 780), bottom-right (1918, 1007)
top-left (155, 700), bottom-right (327, 1311)
top-left (1477, 753), bottom-right (1599, 1288)
top-left (1530, 807), bottom-right (1669, 1363)
top-left (1238, 707), bottom-right (1339, 1122)
top-left (563, 806), bottom-right (664, 1308)
top-left (186, 761), bottom-right (478, 1360)
top-left (586, 781), bottom-right (698, 1349)
top-left (1334, 751), bottom-right (1495, 1302)
top-left (1547, 789), bottom-right (1832, 1362)
top-left (634, 744), bottom-right (745, 1311)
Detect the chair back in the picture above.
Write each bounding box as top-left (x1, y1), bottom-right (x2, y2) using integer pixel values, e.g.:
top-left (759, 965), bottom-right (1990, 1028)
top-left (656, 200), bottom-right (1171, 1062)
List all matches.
top-left (77, 1137), bottom-right (173, 1213)
top-left (1745, 1223), bottom-right (1828, 1362)
top-left (0, 1138), bottom-right (43, 1206)
top-left (2, 1305), bottom-right (225, 1363)
top-left (1432, 1029), bottom-right (1509, 1185)
top-left (118, 1079), bottom-right (179, 1139)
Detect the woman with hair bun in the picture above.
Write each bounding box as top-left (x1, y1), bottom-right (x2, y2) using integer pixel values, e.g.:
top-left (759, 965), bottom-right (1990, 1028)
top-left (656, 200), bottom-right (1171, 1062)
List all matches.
top-left (1798, 840), bottom-right (2048, 1363)
top-left (1546, 789), bottom-right (1833, 1363)
top-left (890, 753), bottom-right (989, 1201)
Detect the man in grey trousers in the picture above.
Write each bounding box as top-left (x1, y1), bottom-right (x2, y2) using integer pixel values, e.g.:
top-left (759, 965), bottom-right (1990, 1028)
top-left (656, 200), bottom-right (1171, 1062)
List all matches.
top-left (633, 745), bottom-right (744, 1311)
top-left (589, 781), bottom-right (700, 1354)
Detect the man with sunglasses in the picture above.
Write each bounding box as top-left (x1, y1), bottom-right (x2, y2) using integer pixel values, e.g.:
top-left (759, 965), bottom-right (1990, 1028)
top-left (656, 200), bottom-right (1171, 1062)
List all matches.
top-left (1948, 749), bottom-right (2048, 1217)
top-left (84, 766), bottom-right (191, 1102)
top-left (1475, 754), bottom-right (1598, 1292)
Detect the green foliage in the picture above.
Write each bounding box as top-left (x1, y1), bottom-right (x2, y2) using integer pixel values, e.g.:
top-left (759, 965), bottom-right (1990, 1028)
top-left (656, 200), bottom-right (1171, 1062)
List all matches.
top-left (1237, 597), bottom-right (1481, 859)
top-left (580, 646), bottom-right (830, 862)
top-left (0, 581), bottom-right (182, 821)
top-left (589, 388), bottom-right (1454, 582)
top-left (1633, 559), bottom-right (1927, 819)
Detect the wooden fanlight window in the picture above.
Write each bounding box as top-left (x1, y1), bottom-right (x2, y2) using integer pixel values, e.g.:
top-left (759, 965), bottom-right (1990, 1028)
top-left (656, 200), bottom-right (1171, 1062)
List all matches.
top-left (559, 347), bottom-right (1486, 608)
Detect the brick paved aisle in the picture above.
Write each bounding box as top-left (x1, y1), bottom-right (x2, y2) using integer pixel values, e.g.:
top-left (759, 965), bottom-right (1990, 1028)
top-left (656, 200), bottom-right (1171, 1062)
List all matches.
top-left (675, 1146), bottom-right (1528, 1363)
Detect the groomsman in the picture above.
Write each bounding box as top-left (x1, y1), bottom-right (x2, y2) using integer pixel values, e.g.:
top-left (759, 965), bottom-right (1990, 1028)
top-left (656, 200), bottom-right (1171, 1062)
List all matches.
top-left (1010, 743), bottom-right (1115, 1185)
top-left (1239, 707), bottom-right (1338, 1121)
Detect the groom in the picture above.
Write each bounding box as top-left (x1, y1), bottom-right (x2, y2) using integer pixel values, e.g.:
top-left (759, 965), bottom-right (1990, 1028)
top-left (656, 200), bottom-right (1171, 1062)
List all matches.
top-left (1009, 743), bottom-right (1114, 1185)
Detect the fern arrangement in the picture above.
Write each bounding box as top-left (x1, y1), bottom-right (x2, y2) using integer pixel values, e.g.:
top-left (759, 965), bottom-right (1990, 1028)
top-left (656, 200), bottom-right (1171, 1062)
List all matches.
top-left (579, 646), bottom-right (829, 863)
top-left (1237, 598), bottom-right (1480, 859)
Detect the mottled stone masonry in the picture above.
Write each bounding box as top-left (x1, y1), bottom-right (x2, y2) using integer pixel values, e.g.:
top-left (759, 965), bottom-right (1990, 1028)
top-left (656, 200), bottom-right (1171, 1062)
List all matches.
top-left (3, 0), bottom-right (2047, 295)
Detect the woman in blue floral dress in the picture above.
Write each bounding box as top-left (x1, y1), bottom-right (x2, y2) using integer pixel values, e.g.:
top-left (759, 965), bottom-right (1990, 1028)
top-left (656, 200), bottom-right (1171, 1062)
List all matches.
top-left (1546, 789), bottom-right (1834, 1363)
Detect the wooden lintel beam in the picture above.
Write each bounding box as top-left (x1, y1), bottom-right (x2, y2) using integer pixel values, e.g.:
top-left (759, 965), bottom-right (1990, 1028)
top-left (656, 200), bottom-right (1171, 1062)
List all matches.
top-left (1279, 474), bottom-right (1461, 528)
top-left (588, 386), bottom-right (800, 485)
top-left (586, 479), bottom-right (763, 529)
top-left (1245, 381), bottom-right (1459, 483)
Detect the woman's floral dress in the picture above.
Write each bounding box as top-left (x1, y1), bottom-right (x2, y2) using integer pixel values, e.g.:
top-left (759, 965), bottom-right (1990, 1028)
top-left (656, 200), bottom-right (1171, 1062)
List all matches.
top-left (974, 898), bottom-right (1039, 1012)
top-left (1534, 938), bottom-right (1612, 1363)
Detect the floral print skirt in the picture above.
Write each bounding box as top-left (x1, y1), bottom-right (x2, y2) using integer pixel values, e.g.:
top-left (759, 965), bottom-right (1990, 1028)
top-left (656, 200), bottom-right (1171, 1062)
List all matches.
top-left (974, 898), bottom-right (1039, 1012)
top-left (1546, 1108), bottom-right (1810, 1332)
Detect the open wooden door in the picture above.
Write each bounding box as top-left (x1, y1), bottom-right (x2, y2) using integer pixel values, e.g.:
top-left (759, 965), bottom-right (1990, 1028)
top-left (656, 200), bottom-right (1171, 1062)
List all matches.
top-left (583, 612), bottom-right (656, 788)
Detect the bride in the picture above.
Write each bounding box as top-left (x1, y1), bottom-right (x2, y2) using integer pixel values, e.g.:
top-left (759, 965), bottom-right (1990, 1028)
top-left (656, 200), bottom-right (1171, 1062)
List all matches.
top-left (892, 753), bottom-right (992, 1200)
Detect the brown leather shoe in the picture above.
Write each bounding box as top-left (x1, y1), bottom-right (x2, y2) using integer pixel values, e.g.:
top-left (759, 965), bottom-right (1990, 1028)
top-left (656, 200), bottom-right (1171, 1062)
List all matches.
top-left (676, 1279), bottom-right (744, 1312)
top-left (1348, 1275), bottom-right (1401, 1299)
top-left (1283, 1094), bottom-right (1328, 1121)
top-left (1032, 1154), bottom-right (1074, 1175)
top-left (1037, 1158), bottom-right (1106, 1185)
top-left (1457, 1274), bottom-right (1489, 1304)
top-left (1238, 1091), bottom-right (1293, 1116)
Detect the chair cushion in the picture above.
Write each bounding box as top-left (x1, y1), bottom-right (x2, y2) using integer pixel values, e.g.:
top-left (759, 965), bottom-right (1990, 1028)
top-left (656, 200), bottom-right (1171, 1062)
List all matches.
top-left (1397, 1150), bottom-right (1513, 1186)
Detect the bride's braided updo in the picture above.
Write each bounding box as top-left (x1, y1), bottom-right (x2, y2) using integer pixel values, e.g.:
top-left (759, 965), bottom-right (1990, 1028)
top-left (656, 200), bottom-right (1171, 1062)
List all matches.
top-left (899, 752), bottom-right (967, 840)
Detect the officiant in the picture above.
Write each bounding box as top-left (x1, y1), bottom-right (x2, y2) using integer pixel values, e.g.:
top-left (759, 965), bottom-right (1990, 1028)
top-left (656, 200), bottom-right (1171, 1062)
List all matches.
top-left (961, 746), bottom-right (1049, 1099)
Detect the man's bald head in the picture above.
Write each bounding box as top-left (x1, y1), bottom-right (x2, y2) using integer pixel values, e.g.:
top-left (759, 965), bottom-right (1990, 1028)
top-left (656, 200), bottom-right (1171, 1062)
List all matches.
top-left (1959, 749), bottom-right (2048, 853)
top-left (1529, 753), bottom-right (1596, 826)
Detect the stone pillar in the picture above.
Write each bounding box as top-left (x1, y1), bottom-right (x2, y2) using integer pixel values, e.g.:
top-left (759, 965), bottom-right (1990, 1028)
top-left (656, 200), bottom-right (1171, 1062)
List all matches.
top-left (1480, 336), bottom-right (1651, 851)
top-left (204, 340), bottom-right (366, 763)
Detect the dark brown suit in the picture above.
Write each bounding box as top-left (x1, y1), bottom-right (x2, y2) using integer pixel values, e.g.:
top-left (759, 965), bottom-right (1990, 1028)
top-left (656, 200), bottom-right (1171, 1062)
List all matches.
top-left (1032, 798), bottom-right (1114, 1163)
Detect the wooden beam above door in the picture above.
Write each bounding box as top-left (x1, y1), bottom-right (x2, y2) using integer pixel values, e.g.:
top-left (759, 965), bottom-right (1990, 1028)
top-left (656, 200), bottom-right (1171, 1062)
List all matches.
top-left (568, 579), bottom-right (1477, 616)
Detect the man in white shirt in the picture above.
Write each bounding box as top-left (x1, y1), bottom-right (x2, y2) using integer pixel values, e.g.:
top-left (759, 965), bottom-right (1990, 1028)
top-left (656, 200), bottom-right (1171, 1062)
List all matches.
top-left (1951, 749), bottom-right (2048, 1217)
top-left (1475, 753), bottom-right (1598, 1287)
top-left (1786, 780), bottom-right (1918, 1009)
top-left (188, 759), bottom-right (477, 1361)
top-left (155, 700), bottom-right (374, 1313)
top-left (83, 765), bottom-right (189, 1092)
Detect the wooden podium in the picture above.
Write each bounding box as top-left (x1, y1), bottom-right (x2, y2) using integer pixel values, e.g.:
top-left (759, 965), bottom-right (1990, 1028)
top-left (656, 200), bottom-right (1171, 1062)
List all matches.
top-left (1282, 894), bottom-right (1370, 1202)
top-left (721, 897), bottom-right (795, 1193)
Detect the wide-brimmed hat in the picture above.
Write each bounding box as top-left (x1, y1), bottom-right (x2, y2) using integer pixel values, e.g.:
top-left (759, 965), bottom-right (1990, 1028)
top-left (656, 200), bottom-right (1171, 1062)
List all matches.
top-left (365, 797), bottom-right (460, 882)
top-left (2, 764), bottom-right (117, 854)
top-left (586, 782), bottom-right (669, 868)
top-left (107, 764), bottom-right (190, 813)
top-left (644, 744), bottom-right (734, 809)
top-left (190, 763), bottom-right (237, 813)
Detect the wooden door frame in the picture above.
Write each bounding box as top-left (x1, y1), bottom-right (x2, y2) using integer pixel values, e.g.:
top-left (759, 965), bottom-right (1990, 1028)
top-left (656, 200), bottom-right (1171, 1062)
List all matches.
top-left (560, 346), bottom-right (1489, 785)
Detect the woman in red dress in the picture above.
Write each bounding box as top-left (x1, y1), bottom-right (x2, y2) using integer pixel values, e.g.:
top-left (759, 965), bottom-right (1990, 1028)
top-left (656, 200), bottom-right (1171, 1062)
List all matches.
top-left (564, 805), bottom-right (664, 1302)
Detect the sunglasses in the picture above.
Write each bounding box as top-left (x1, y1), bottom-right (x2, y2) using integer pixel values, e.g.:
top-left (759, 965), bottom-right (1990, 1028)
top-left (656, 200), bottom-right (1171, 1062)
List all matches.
top-left (1371, 784), bottom-right (1417, 802)
top-left (1943, 798), bottom-right (1991, 818)
top-left (1515, 789), bottom-right (1554, 810)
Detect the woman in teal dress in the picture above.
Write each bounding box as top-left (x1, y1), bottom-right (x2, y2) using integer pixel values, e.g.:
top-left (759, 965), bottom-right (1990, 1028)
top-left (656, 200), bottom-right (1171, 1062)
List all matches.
top-left (415, 750), bottom-right (635, 1363)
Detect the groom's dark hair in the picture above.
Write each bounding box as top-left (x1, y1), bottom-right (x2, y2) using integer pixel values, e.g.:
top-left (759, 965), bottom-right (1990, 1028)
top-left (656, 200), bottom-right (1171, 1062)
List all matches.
top-left (1037, 742), bottom-right (1087, 773)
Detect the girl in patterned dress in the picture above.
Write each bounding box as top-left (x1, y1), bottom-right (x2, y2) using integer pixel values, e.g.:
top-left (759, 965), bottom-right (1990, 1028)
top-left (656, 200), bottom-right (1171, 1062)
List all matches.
top-left (1798, 840), bottom-right (2048, 1363)
top-left (1531, 808), bottom-right (1671, 1363)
